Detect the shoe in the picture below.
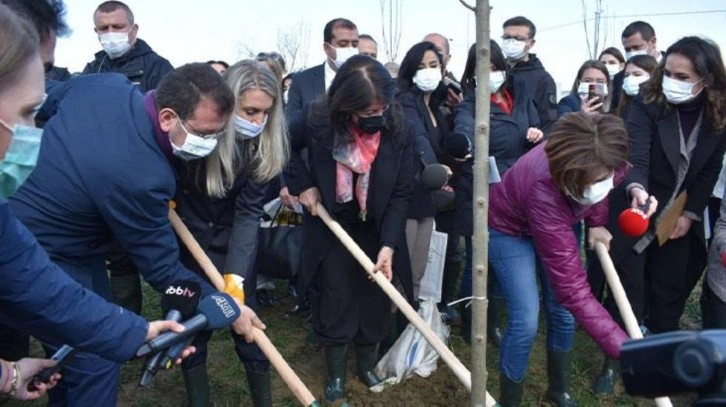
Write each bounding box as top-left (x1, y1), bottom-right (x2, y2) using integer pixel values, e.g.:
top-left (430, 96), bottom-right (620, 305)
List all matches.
top-left (285, 298), bottom-right (311, 318)
top-left (324, 345), bottom-right (348, 406)
top-left (256, 289), bottom-right (278, 308)
top-left (182, 364), bottom-right (211, 407)
top-left (544, 351), bottom-right (577, 406)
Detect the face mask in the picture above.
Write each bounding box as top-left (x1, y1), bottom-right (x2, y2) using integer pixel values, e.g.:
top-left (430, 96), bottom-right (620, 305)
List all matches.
top-left (577, 82), bottom-right (609, 97)
top-left (171, 119), bottom-right (218, 160)
top-left (662, 76), bottom-right (703, 104)
top-left (501, 38), bottom-right (528, 60)
top-left (622, 74), bottom-right (650, 96)
top-left (605, 64), bottom-right (620, 79)
top-left (234, 114), bottom-right (267, 139)
top-left (283, 90), bottom-right (289, 104)
top-left (571, 174), bottom-right (614, 205)
top-left (489, 71), bottom-right (506, 93)
top-left (99, 31), bottom-right (132, 59)
top-left (356, 115), bottom-right (387, 134)
top-left (331, 46), bottom-right (358, 68)
top-left (0, 119), bottom-right (43, 199)
top-left (413, 68), bottom-right (442, 93)
top-left (625, 49), bottom-right (648, 61)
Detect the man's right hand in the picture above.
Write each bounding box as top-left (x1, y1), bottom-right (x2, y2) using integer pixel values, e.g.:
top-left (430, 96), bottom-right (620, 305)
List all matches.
top-left (298, 187), bottom-right (321, 216)
top-left (231, 303), bottom-right (266, 343)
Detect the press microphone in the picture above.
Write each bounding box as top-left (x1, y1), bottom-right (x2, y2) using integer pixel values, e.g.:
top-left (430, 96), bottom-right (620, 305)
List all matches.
top-left (135, 292), bottom-right (240, 358)
top-left (721, 251), bottom-right (726, 268)
top-left (422, 163), bottom-right (450, 190)
top-left (618, 201), bottom-right (652, 238)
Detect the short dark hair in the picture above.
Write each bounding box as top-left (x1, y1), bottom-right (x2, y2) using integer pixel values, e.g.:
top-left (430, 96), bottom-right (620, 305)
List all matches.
top-left (461, 40), bottom-right (510, 94)
top-left (206, 60), bottom-right (229, 69)
top-left (359, 34), bottom-right (377, 44)
top-left (95, 1), bottom-right (134, 25)
top-left (503, 16), bottom-right (536, 39)
top-left (598, 47), bottom-right (625, 64)
top-left (155, 63), bottom-right (235, 121)
top-left (0, 0), bottom-right (69, 42)
top-left (570, 60), bottom-right (611, 95)
top-left (397, 41), bottom-right (443, 92)
top-left (323, 18), bottom-right (357, 43)
top-left (546, 112), bottom-right (629, 199)
top-left (622, 21), bottom-right (655, 41)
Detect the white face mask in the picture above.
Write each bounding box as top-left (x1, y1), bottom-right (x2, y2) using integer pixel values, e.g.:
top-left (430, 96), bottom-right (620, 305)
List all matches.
top-left (234, 114), bottom-right (267, 139)
top-left (662, 76), bottom-right (703, 104)
top-left (622, 74), bottom-right (650, 96)
top-left (489, 71), bottom-right (506, 93)
top-left (331, 46), bottom-right (358, 68)
top-left (605, 64), bottom-right (620, 79)
top-left (501, 39), bottom-right (528, 60)
top-left (577, 82), bottom-right (609, 97)
top-left (413, 67), bottom-right (442, 93)
top-left (625, 49), bottom-right (648, 61)
top-left (172, 119), bottom-right (219, 160)
top-left (99, 31), bottom-right (132, 59)
top-left (570, 174), bottom-right (614, 205)
top-left (283, 90), bottom-right (289, 104)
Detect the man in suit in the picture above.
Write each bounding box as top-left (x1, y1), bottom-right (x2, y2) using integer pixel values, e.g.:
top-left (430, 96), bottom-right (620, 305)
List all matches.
top-left (610, 21), bottom-right (662, 110)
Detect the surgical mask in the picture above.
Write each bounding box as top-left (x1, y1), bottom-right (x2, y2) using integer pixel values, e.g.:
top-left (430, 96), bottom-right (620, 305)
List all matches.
top-left (571, 174), bottom-right (614, 205)
top-left (356, 115), bottom-right (387, 134)
top-left (577, 82), bottom-right (609, 97)
top-left (172, 119), bottom-right (218, 160)
top-left (605, 64), bottom-right (620, 79)
top-left (625, 49), bottom-right (648, 61)
top-left (489, 71), bottom-right (506, 93)
top-left (0, 119), bottom-right (43, 199)
top-left (234, 114), bottom-right (267, 139)
top-left (283, 90), bottom-right (289, 104)
top-left (501, 38), bottom-right (528, 60)
top-left (662, 76), bottom-right (703, 104)
top-left (413, 68), bottom-right (442, 93)
top-left (331, 46), bottom-right (358, 68)
top-left (99, 31), bottom-right (132, 59)
top-left (622, 74), bottom-right (650, 96)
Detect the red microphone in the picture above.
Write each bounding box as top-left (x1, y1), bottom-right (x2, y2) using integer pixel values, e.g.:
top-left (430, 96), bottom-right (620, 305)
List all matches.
top-left (721, 250), bottom-right (726, 267)
top-left (618, 201), bottom-right (651, 238)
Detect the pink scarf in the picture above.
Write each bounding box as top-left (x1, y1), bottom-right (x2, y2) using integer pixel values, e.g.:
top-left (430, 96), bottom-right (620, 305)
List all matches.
top-left (332, 125), bottom-right (381, 220)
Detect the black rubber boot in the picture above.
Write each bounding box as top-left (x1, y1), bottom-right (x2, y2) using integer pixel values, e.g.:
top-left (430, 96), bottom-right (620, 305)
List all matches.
top-left (459, 304), bottom-right (471, 343)
top-left (355, 343), bottom-right (391, 392)
top-left (592, 355), bottom-right (619, 395)
top-left (488, 296), bottom-right (505, 347)
top-left (324, 345), bottom-right (348, 406)
top-left (245, 368), bottom-right (272, 407)
top-left (182, 364), bottom-right (211, 407)
top-left (439, 260), bottom-right (463, 325)
top-left (545, 351), bottom-right (578, 406)
top-left (499, 372), bottom-right (524, 407)
top-left (109, 273), bottom-right (142, 313)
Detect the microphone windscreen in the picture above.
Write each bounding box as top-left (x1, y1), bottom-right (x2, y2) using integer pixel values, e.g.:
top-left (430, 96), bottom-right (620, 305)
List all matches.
top-left (161, 280), bottom-right (201, 318)
top-left (197, 292), bottom-right (241, 330)
top-left (422, 164), bottom-right (449, 190)
top-left (618, 208), bottom-right (649, 238)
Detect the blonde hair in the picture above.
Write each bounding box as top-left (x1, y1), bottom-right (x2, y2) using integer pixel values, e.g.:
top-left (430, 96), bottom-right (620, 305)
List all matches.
top-left (204, 60), bottom-right (289, 198)
top-left (0, 4), bottom-right (40, 91)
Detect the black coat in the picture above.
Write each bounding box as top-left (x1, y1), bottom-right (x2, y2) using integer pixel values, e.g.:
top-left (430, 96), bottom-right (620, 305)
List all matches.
top-left (509, 54), bottom-right (558, 133)
top-left (610, 71), bottom-right (625, 112)
top-left (284, 105), bottom-right (415, 302)
top-left (286, 63), bottom-right (326, 118)
top-left (82, 39), bottom-right (174, 92)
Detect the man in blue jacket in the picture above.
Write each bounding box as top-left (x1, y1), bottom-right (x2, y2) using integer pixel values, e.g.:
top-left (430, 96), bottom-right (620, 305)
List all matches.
top-left (9, 63), bottom-right (264, 406)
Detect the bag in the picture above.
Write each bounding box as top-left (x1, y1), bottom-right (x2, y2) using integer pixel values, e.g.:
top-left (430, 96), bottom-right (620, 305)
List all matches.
top-left (419, 229), bottom-right (448, 302)
top-left (256, 198), bottom-right (303, 279)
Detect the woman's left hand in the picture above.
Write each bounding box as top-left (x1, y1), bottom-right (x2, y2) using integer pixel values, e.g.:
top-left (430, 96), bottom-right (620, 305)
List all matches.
top-left (526, 127), bottom-right (544, 143)
top-left (669, 216), bottom-right (693, 240)
top-left (373, 246), bottom-right (394, 281)
top-left (588, 226), bottom-right (613, 251)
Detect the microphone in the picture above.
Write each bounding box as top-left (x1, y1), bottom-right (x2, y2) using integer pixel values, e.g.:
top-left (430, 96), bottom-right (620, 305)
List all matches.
top-left (135, 292), bottom-right (240, 358)
top-left (140, 281), bottom-right (201, 387)
top-left (721, 251), bottom-right (726, 268)
top-left (422, 163), bottom-right (450, 190)
top-left (618, 201), bottom-right (652, 238)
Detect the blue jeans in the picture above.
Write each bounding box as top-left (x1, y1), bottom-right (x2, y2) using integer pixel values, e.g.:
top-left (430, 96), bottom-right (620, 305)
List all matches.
top-left (489, 228), bottom-right (575, 382)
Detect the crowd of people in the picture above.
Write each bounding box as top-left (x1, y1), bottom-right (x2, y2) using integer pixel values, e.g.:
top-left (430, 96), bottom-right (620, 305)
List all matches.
top-left (1, 1), bottom-right (726, 406)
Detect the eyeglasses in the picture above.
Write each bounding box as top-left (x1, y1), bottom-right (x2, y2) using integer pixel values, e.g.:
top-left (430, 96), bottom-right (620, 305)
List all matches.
top-left (256, 52), bottom-right (282, 62)
top-left (177, 117), bottom-right (225, 140)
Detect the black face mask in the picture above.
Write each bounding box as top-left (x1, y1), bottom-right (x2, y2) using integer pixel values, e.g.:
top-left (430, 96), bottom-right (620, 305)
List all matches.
top-left (357, 115), bottom-right (387, 134)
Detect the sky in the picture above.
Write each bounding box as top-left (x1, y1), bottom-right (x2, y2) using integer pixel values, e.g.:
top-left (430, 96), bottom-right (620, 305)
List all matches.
top-left (55, 0), bottom-right (726, 97)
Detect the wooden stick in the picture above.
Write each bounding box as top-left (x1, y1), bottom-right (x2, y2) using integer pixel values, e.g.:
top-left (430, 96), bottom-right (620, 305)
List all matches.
top-left (316, 204), bottom-right (497, 407)
top-left (594, 242), bottom-right (673, 407)
top-left (169, 207), bottom-right (319, 407)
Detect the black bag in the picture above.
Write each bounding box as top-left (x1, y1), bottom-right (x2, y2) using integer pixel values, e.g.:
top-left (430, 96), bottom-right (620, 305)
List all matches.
top-left (256, 204), bottom-right (303, 280)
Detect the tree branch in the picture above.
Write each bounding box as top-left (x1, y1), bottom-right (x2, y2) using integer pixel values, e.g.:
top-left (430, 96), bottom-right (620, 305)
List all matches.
top-left (458, 0), bottom-right (475, 11)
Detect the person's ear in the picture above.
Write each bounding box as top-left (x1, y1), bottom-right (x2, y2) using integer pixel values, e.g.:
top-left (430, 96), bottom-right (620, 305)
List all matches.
top-left (158, 108), bottom-right (176, 133)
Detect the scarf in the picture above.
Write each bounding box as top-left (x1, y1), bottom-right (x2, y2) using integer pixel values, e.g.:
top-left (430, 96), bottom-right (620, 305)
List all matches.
top-left (332, 125), bottom-right (381, 220)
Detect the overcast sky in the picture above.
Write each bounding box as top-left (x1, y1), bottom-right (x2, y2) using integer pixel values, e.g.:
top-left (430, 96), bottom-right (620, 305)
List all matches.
top-left (55, 0), bottom-right (726, 97)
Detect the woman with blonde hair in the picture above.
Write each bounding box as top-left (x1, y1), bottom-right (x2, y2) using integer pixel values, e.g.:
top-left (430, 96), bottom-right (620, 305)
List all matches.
top-left (173, 59), bottom-right (289, 406)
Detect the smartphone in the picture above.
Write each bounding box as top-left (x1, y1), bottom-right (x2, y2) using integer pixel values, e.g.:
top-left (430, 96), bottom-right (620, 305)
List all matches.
top-left (27, 345), bottom-right (77, 391)
top-left (442, 75), bottom-right (462, 96)
top-left (587, 83), bottom-right (607, 101)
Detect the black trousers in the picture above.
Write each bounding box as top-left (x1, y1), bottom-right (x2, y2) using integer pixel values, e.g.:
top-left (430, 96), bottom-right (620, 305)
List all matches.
top-left (701, 281), bottom-right (726, 329)
top-left (182, 329), bottom-right (269, 372)
top-left (311, 220), bottom-right (390, 346)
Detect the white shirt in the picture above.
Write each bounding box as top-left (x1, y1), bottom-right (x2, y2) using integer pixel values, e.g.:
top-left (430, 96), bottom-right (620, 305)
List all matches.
top-left (324, 59), bottom-right (337, 91)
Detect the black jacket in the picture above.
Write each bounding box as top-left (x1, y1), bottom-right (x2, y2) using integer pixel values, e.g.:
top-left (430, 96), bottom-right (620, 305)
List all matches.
top-left (284, 104), bottom-right (415, 302)
top-left (82, 38), bottom-right (173, 92)
top-left (610, 70), bottom-right (625, 112)
top-left (286, 63), bottom-right (326, 118)
top-left (509, 54), bottom-right (557, 133)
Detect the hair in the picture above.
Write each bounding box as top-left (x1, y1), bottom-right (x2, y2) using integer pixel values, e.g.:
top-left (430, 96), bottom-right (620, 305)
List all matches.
top-left (0, 3), bottom-right (40, 91)
top-left (423, 33), bottom-right (450, 56)
top-left (461, 41), bottom-right (509, 95)
top-left (546, 112), bottom-right (629, 199)
top-left (615, 54), bottom-right (658, 116)
top-left (503, 16), bottom-right (536, 39)
top-left (397, 41), bottom-right (443, 92)
top-left (95, 1), bottom-right (133, 25)
top-left (622, 21), bottom-right (655, 41)
top-left (155, 63), bottom-right (235, 122)
top-left (641, 36), bottom-right (726, 131)
top-left (206, 60), bottom-right (229, 69)
top-left (599, 47), bottom-right (625, 64)
top-left (0, 0), bottom-right (69, 42)
top-left (569, 59), bottom-right (611, 94)
top-left (323, 18), bottom-right (357, 43)
top-left (199, 60), bottom-right (289, 198)
top-left (359, 34), bottom-right (377, 44)
top-left (383, 61), bottom-right (399, 78)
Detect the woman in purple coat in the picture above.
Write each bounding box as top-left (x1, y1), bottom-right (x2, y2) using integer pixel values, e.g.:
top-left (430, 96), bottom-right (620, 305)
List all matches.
top-left (488, 112), bottom-right (656, 406)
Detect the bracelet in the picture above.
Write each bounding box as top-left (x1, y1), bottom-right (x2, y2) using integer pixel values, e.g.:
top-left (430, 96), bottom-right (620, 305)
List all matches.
top-left (7, 362), bottom-right (19, 397)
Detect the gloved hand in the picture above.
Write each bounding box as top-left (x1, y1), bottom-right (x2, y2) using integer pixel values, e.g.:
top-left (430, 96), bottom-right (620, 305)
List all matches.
top-left (443, 132), bottom-right (471, 160)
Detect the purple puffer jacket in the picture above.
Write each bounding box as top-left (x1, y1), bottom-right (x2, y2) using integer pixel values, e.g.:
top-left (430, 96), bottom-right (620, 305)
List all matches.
top-left (489, 142), bottom-right (629, 359)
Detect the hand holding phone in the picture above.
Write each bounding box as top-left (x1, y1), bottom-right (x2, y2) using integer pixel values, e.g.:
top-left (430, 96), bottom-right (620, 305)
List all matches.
top-left (27, 345), bottom-right (77, 392)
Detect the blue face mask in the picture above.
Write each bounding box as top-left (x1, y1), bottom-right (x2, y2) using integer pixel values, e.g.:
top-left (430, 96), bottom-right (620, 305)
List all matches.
top-left (234, 114), bottom-right (267, 139)
top-left (0, 119), bottom-right (43, 199)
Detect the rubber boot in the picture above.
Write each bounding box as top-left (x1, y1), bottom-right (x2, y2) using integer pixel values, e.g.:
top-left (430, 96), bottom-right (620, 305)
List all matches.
top-left (499, 372), bottom-right (524, 407)
top-left (460, 304), bottom-right (471, 344)
top-left (182, 364), bottom-right (211, 407)
top-left (545, 351), bottom-right (577, 407)
top-left (245, 368), bottom-right (272, 407)
top-left (487, 296), bottom-right (505, 347)
top-left (439, 260), bottom-right (462, 325)
top-left (324, 345), bottom-right (348, 406)
top-left (109, 273), bottom-right (142, 314)
top-left (592, 355), bottom-right (619, 395)
top-left (355, 343), bottom-right (392, 393)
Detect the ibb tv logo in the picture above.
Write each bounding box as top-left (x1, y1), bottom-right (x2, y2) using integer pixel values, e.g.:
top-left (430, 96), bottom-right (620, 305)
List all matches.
top-left (212, 295), bottom-right (236, 318)
top-left (165, 285), bottom-right (196, 298)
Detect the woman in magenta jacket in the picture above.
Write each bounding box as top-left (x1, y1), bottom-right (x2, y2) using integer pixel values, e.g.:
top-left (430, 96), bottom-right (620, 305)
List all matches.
top-left (488, 112), bottom-right (656, 406)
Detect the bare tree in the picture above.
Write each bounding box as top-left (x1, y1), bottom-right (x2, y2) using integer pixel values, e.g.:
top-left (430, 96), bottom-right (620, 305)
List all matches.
top-left (380, 0), bottom-right (403, 62)
top-left (582, 0), bottom-right (607, 59)
top-left (277, 20), bottom-right (311, 72)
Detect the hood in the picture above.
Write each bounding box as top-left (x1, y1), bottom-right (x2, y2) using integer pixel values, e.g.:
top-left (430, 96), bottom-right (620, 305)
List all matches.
top-left (512, 53), bottom-right (546, 72)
